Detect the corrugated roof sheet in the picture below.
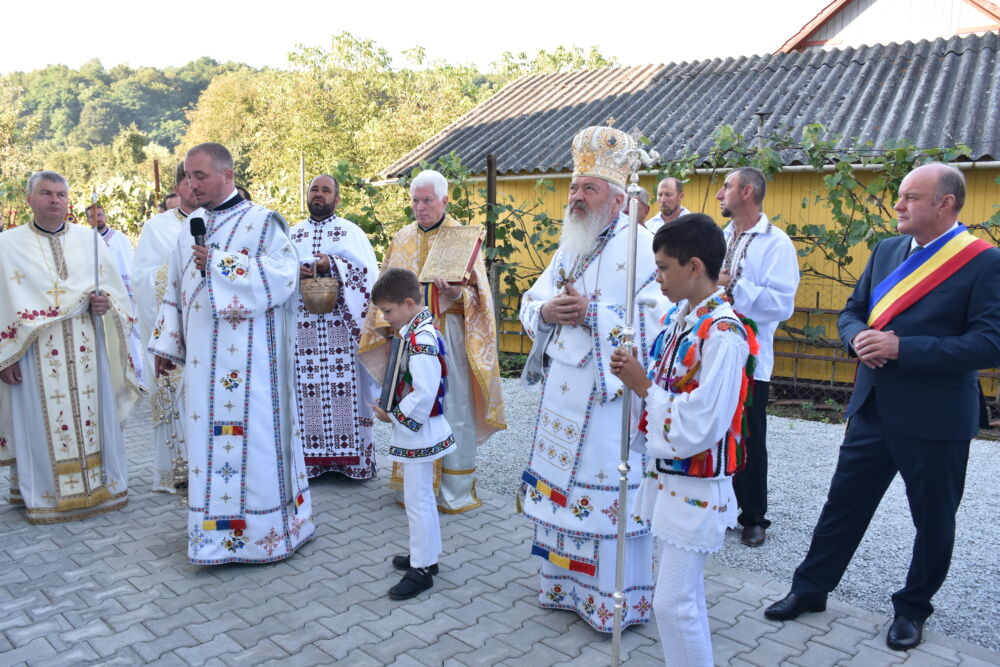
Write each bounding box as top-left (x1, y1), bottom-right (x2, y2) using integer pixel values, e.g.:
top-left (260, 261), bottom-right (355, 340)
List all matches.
top-left (383, 32), bottom-right (999, 178)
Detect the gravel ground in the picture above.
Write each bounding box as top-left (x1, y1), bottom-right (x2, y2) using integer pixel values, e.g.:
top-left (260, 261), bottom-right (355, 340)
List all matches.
top-left (435, 377), bottom-right (1000, 651)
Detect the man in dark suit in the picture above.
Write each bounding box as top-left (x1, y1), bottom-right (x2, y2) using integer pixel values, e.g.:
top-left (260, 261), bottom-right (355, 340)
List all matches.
top-left (763, 163), bottom-right (1000, 651)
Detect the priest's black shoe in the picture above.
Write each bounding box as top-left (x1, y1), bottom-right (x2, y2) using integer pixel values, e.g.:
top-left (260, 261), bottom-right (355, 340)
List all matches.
top-left (741, 525), bottom-right (766, 547)
top-left (388, 567), bottom-right (434, 600)
top-left (886, 615), bottom-right (923, 651)
top-left (764, 593), bottom-right (827, 620)
top-left (391, 554), bottom-right (439, 575)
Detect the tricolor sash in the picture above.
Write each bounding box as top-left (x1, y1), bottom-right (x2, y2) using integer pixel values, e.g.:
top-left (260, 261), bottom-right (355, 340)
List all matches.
top-left (868, 225), bottom-right (992, 330)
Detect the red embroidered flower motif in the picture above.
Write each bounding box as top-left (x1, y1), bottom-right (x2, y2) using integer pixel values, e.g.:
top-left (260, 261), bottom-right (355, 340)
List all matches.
top-left (61, 425), bottom-right (69, 431)
top-left (51, 350), bottom-right (58, 356)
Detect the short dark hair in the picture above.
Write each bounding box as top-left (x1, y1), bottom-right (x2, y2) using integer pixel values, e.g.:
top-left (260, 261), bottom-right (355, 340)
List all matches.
top-left (933, 164), bottom-right (966, 213)
top-left (162, 193), bottom-right (178, 209)
top-left (187, 142), bottom-right (234, 172)
top-left (85, 203), bottom-right (104, 214)
top-left (175, 161), bottom-right (186, 187)
top-left (733, 167), bottom-right (766, 206)
top-left (652, 213), bottom-right (726, 280)
top-left (372, 267), bottom-right (421, 305)
top-left (236, 185), bottom-right (252, 202)
top-left (659, 176), bottom-right (684, 194)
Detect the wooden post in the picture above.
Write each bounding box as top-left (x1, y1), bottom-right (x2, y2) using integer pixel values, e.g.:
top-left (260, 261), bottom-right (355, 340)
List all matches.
top-left (153, 159), bottom-right (161, 198)
top-left (485, 154), bottom-right (502, 351)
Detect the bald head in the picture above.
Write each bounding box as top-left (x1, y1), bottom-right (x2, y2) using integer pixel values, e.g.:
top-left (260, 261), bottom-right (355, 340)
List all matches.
top-left (894, 162), bottom-right (966, 244)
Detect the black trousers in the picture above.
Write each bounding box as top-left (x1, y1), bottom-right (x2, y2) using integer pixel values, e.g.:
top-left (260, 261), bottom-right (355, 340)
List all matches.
top-left (734, 380), bottom-right (770, 528)
top-left (790, 394), bottom-right (970, 622)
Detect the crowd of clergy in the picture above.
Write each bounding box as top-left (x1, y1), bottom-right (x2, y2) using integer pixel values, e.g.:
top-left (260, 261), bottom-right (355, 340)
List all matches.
top-left (2, 126), bottom-right (997, 663)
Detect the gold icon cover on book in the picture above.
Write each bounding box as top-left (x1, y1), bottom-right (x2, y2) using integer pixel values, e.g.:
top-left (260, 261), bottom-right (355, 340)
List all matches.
top-left (418, 225), bottom-right (485, 284)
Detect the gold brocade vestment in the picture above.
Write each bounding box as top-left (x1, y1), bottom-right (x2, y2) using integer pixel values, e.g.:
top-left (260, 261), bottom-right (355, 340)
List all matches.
top-left (359, 215), bottom-right (506, 512)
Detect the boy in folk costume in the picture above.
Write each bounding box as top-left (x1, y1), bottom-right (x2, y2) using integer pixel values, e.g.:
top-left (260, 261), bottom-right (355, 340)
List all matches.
top-left (612, 214), bottom-right (757, 666)
top-left (371, 268), bottom-right (454, 600)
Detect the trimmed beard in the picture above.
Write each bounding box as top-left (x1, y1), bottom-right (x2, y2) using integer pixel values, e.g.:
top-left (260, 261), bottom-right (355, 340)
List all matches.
top-left (559, 196), bottom-right (617, 257)
top-left (308, 200), bottom-right (335, 220)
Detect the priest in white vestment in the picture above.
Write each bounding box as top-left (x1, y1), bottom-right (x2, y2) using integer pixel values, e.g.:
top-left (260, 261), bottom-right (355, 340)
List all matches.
top-left (133, 163), bottom-right (197, 493)
top-left (519, 127), bottom-right (668, 632)
top-left (0, 171), bottom-right (139, 524)
top-left (86, 204), bottom-right (144, 386)
top-left (150, 143), bottom-right (314, 564)
top-left (291, 175), bottom-right (379, 479)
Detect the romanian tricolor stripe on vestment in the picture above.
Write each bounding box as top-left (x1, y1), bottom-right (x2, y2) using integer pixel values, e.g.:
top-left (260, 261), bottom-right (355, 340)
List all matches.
top-left (868, 225), bottom-right (992, 331)
top-left (522, 471), bottom-right (568, 507)
top-left (531, 544), bottom-right (597, 576)
top-left (202, 519), bottom-right (247, 530)
top-left (213, 424), bottom-right (245, 436)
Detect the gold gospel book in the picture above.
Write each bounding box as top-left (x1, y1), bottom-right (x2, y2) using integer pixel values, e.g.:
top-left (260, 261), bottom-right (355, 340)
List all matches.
top-left (418, 225), bottom-right (485, 284)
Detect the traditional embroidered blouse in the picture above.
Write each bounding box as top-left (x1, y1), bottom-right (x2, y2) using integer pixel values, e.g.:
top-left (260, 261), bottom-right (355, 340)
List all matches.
top-left (386, 308), bottom-right (455, 463)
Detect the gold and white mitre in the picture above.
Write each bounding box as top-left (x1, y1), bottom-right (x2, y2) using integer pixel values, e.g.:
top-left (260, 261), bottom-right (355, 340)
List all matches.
top-left (571, 125), bottom-right (635, 189)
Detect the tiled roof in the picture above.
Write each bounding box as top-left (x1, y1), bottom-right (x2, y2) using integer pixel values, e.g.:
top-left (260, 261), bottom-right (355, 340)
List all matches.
top-left (383, 32), bottom-right (999, 178)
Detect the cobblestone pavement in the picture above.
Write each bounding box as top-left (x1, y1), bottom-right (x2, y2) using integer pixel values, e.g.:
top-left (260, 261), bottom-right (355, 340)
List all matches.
top-left (1, 403), bottom-right (998, 666)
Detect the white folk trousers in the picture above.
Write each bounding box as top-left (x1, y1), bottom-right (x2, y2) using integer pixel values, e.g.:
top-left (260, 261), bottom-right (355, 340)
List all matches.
top-left (654, 541), bottom-right (712, 667)
top-left (403, 460), bottom-right (441, 568)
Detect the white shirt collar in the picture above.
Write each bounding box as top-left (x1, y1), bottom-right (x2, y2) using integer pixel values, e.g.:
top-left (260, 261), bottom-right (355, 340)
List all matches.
top-left (910, 221), bottom-right (960, 251)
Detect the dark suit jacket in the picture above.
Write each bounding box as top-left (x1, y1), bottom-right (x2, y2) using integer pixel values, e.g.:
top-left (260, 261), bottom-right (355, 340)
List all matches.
top-left (839, 233), bottom-right (1000, 441)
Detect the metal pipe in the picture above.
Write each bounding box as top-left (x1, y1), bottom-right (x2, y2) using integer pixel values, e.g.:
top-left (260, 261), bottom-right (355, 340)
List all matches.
top-left (381, 159), bottom-right (1000, 185)
top-left (611, 137), bottom-right (659, 666)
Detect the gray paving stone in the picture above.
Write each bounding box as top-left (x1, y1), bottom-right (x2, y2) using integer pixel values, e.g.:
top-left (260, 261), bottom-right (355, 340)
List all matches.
top-left (314, 625), bottom-right (382, 661)
top-left (186, 610), bottom-right (250, 643)
top-left (711, 634), bottom-right (755, 665)
top-left (255, 644), bottom-right (333, 667)
top-left (0, 637), bottom-right (57, 664)
top-left (708, 595), bottom-right (757, 626)
top-left (220, 639), bottom-right (290, 667)
top-left (173, 634), bottom-right (243, 666)
top-left (131, 628), bottom-right (201, 663)
top-left (359, 605), bottom-right (425, 641)
top-left (911, 640), bottom-right (961, 664)
top-left (0, 609), bottom-right (32, 634)
top-left (958, 655), bottom-right (1000, 667)
top-left (90, 621), bottom-right (158, 658)
top-left (788, 639), bottom-right (854, 667)
top-left (7, 618), bottom-right (66, 647)
top-left (836, 644), bottom-right (906, 666)
top-left (540, 617), bottom-right (607, 658)
top-left (552, 644), bottom-right (614, 666)
top-left (59, 618), bottom-right (113, 644)
top-left (335, 648), bottom-right (384, 667)
top-left (360, 631), bottom-right (430, 664)
top-left (768, 618), bottom-right (825, 650)
top-left (233, 597), bottom-right (294, 626)
top-left (738, 636), bottom-right (805, 666)
top-left (269, 622), bottom-right (334, 655)
top-left (456, 636), bottom-right (530, 665)
top-left (28, 643), bottom-right (102, 667)
top-left (717, 613), bottom-right (779, 647)
top-left (813, 618), bottom-right (881, 652)
top-left (144, 606), bottom-right (208, 638)
top-left (227, 620), bottom-right (293, 650)
top-left (403, 635), bottom-right (477, 665)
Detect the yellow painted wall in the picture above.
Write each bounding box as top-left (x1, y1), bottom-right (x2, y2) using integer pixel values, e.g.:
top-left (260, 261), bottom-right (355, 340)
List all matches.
top-left (484, 168), bottom-right (1000, 400)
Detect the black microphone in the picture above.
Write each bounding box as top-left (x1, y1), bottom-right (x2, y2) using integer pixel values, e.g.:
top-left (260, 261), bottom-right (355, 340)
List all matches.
top-left (190, 216), bottom-right (207, 277)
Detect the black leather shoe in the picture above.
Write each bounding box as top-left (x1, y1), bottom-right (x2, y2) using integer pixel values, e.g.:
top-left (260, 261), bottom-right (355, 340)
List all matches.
top-left (886, 615), bottom-right (923, 651)
top-left (391, 554), bottom-right (439, 575)
top-left (764, 593), bottom-right (827, 620)
top-left (388, 567), bottom-right (433, 600)
top-left (741, 525), bottom-right (766, 547)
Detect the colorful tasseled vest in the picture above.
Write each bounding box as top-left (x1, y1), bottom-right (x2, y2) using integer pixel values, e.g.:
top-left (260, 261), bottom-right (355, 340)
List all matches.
top-left (393, 326), bottom-right (448, 417)
top-left (638, 295), bottom-right (760, 479)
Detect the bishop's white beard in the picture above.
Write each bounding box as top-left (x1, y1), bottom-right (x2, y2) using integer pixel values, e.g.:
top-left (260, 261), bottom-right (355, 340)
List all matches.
top-left (559, 197), bottom-right (618, 257)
